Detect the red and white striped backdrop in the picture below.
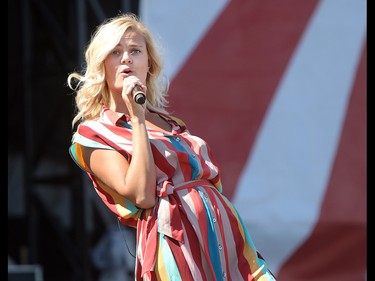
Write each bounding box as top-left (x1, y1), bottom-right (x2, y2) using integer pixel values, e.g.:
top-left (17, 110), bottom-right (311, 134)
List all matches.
top-left (140, 1), bottom-right (366, 280)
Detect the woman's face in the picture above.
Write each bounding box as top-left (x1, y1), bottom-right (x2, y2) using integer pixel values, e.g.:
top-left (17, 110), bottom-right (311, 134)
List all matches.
top-left (104, 29), bottom-right (149, 94)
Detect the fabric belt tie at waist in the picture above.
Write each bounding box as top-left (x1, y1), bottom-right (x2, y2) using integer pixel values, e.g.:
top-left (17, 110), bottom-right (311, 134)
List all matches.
top-left (157, 179), bottom-right (212, 242)
top-left (157, 179), bottom-right (212, 197)
top-left (140, 179), bottom-right (213, 278)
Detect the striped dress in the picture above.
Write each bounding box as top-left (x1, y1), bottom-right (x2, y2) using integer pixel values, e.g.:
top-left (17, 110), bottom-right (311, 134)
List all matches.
top-left (69, 105), bottom-right (276, 281)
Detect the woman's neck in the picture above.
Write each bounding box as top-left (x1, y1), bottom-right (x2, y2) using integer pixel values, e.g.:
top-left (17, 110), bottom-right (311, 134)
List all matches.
top-left (109, 94), bottom-right (130, 115)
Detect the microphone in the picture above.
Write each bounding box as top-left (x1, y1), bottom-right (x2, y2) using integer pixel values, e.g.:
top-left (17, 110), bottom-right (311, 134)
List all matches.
top-left (132, 85), bottom-right (146, 104)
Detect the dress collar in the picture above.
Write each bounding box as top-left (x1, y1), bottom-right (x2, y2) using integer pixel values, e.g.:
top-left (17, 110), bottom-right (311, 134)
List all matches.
top-left (100, 104), bottom-right (186, 134)
top-left (100, 104), bottom-right (130, 125)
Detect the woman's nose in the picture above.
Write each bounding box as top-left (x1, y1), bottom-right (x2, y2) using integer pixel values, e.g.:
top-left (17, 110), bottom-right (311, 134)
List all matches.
top-left (121, 52), bottom-right (132, 64)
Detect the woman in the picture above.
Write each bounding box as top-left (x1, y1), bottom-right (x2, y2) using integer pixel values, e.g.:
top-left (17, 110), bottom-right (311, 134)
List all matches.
top-left (68, 13), bottom-right (276, 281)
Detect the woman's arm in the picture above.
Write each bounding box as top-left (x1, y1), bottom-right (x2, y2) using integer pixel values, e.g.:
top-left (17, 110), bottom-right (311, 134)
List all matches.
top-left (82, 118), bottom-right (157, 209)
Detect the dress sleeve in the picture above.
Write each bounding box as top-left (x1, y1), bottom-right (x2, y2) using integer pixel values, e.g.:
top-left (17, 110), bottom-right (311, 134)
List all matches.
top-left (69, 131), bottom-right (115, 174)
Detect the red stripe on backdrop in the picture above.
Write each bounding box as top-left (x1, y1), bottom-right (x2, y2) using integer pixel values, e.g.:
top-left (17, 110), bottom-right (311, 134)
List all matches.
top-left (277, 41), bottom-right (367, 281)
top-left (168, 0), bottom-right (320, 199)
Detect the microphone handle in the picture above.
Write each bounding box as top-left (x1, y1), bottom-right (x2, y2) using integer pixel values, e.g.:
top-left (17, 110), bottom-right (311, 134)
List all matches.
top-left (133, 85), bottom-right (146, 104)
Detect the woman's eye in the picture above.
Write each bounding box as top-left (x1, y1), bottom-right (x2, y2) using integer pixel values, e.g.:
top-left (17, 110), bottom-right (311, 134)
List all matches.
top-left (131, 49), bottom-right (141, 54)
top-left (112, 50), bottom-right (121, 55)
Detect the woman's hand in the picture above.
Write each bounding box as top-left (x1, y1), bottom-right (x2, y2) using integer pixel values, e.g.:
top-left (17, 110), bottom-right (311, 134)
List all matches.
top-left (122, 76), bottom-right (147, 118)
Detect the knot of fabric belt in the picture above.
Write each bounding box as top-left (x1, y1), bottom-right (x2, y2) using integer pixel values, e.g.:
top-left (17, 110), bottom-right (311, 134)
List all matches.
top-left (157, 181), bottom-right (184, 243)
top-left (157, 180), bottom-right (175, 197)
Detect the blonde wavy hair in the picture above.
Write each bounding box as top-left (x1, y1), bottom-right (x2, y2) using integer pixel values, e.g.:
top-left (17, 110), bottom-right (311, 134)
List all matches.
top-left (67, 13), bottom-right (169, 128)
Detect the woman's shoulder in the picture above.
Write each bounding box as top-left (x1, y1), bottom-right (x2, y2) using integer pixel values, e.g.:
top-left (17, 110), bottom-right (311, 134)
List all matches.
top-left (76, 117), bottom-right (116, 137)
top-left (77, 118), bottom-right (101, 130)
